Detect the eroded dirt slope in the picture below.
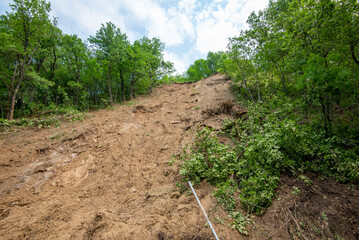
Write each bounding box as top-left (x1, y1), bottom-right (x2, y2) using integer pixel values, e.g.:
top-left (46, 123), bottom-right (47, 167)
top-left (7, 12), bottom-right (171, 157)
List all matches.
top-left (1, 73), bottom-right (358, 240)
top-left (0, 74), bottom-right (243, 239)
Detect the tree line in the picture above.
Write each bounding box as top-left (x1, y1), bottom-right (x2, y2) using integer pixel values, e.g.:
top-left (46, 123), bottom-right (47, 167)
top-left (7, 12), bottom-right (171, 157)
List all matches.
top-left (0, 0), bottom-right (174, 120)
top-left (223, 0), bottom-right (359, 137)
top-left (183, 0), bottom-right (359, 139)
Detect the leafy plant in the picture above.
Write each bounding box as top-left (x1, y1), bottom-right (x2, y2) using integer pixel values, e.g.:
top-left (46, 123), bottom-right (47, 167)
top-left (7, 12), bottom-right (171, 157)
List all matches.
top-left (321, 212), bottom-right (328, 221)
top-left (213, 181), bottom-right (236, 212)
top-left (299, 175), bottom-right (312, 186)
top-left (228, 211), bottom-right (253, 236)
top-left (291, 186), bottom-right (302, 196)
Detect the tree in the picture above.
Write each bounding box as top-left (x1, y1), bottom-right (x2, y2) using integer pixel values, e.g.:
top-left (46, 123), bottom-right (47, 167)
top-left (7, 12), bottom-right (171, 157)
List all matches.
top-left (228, 34), bottom-right (258, 102)
top-left (222, 0), bottom-right (359, 135)
top-left (207, 51), bottom-right (227, 73)
top-left (61, 34), bottom-right (88, 106)
top-left (89, 22), bottom-right (129, 105)
top-left (0, 0), bottom-right (51, 120)
top-left (281, 0), bottom-right (359, 134)
top-left (0, 1), bottom-right (176, 118)
top-left (127, 40), bottom-right (147, 99)
top-left (186, 59), bottom-right (210, 81)
top-left (138, 37), bottom-right (167, 94)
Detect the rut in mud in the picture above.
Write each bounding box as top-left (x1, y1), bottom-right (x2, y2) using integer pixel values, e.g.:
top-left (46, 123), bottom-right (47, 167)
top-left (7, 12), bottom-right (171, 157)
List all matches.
top-left (1, 73), bottom-right (359, 240)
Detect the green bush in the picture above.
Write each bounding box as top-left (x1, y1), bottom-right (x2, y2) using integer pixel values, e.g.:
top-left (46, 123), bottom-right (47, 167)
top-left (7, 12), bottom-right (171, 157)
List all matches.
top-left (178, 97), bottom-right (358, 234)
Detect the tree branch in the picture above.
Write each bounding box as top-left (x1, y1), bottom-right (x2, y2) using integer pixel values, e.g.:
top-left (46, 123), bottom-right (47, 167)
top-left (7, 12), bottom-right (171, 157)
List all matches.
top-left (24, 41), bottom-right (41, 73)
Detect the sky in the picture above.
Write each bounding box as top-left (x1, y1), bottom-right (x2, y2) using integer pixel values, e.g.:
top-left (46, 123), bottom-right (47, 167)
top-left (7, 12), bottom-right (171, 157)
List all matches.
top-left (0, 0), bottom-right (269, 74)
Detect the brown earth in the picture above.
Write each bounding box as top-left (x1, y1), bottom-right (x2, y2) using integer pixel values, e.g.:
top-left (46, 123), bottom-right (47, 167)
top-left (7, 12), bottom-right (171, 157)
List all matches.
top-left (0, 73), bottom-right (358, 240)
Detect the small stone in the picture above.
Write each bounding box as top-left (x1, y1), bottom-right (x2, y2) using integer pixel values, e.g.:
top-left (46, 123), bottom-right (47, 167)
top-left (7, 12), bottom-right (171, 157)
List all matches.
top-left (129, 187), bottom-right (137, 193)
top-left (57, 147), bottom-right (64, 153)
top-left (170, 192), bottom-right (180, 199)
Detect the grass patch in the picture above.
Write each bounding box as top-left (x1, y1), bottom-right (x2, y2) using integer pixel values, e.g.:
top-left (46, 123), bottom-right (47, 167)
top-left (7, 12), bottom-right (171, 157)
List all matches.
top-left (0, 109), bottom-right (90, 131)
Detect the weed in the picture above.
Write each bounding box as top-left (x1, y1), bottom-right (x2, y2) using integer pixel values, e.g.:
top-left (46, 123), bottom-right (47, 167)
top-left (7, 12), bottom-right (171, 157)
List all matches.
top-left (168, 156), bottom-right (176, 166)
top-left (299, 175), bottom-right (312, 186)
top-left (291, 186), bottom-right (302, 196)
top-left (228, 211), bottom-right (253, 235)
top-left (193, 106), bottom-right (201, 110)
top-left (0, 109), bottom-right (90, 130)
top-left (222, 118), bottom-right (235, 130)
top-left (213, 180), bottom-right (236, 211)
top-left (334, 233), bottom-right (346, 240)
top-left (175, 182), bottom-right (186, 194)
top-left (123, 101), bottom-right (136, 106)
top-left (214, 216), bottom-right (224, 225)
top-left (49, 132), bottom-right (66, 140)
top-left (190, 91), bottom-right (199, 96)
top-left (321, 212), bottom-right (328, 221)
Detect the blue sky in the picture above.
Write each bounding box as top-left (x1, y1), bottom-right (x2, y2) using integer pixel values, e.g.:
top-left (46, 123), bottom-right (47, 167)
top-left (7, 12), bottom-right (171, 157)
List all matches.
top-left (0, 0), bottom-right (269, 73)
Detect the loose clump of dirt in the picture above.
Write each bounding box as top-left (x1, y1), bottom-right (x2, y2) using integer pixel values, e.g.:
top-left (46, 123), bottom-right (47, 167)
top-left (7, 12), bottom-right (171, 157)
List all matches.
top-left (0, 73), bottom-right (358, 239)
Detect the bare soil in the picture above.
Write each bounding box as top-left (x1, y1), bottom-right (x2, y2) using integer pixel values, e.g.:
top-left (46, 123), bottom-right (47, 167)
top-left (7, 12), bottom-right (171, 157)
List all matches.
top-left (0, 73), bottom-right (358, 240)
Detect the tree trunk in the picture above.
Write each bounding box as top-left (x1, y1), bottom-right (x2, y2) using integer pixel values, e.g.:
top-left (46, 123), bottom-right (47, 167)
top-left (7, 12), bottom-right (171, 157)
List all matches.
top-left (107, 70), bottom-right (113, 106)
top-left (49, 45), bottom-right (57, 82)
top-left (254, 69), bottom-right (261, 102)
top-left (275, 66), bottom-right (287, 92)
top-left (239, 68), bottom-right (254, 102)
top-left (36, 57), bottom-right (45, 73)
top-left (351, 42), bottom-right (359, 66)
top-left (75, 74), bottom-right (80, 107)
top-left (44, 89), bottom-right (47, 108)
top-left (87, 88), bottom-right (90, 111)
top-left (0, 96), bottom-right (4, 119)
top-left (7, 42), bottom-right (40, 120)
top-left (120, 68), bottom-right (125, 102)
top-left (7, 62), bottom-right (23, 120)
top-left (280, 73), bottom-right (287, 92)
top-left (130, 73), bottom-right (135, 100)
top-left (8, 80), bottom-right (21, 120)
top-left (319, 96), bottom-right (332, 136)
top-left (130, 85), bottom-right (134, 100)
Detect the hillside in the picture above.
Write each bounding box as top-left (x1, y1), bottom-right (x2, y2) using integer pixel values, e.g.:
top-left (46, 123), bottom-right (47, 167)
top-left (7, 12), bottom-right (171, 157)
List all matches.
top-left (0, 74), bottom-right (358, 240)
top-left (0, 74), bottom-right (240, 239)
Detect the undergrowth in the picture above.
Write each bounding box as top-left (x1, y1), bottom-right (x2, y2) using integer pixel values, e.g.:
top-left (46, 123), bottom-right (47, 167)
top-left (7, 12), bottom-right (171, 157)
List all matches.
top-left (177, 97), bottom-right (359, 235)
top-left (0, 108), bottom-right (90, 130)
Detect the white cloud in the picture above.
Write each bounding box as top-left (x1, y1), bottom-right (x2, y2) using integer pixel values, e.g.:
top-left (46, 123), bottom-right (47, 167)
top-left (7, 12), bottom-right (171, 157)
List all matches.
top-left (49, 0), bottom-right (135, 40)
top-left (194, 19), bottom-right (236, 54)
top-left (119, 0), bottom-right (195, 46)
top-left (193, 0), bottom-right (269, 55)
top-left (41, 0), bottom-right (270, 72)
top-left (164, 51), bottom-right (188, 74)
top-left (178, 0), bottom-right (197, 15)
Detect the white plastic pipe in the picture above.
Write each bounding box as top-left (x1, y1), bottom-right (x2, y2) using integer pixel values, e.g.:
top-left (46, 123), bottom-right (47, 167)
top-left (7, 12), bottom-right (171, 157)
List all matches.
top-left (188, 181), bottom-right (219, 240)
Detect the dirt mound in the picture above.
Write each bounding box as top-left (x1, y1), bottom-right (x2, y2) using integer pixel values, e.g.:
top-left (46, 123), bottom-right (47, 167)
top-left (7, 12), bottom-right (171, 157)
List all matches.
top-left (0, 73), bottom-right (358, 239)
